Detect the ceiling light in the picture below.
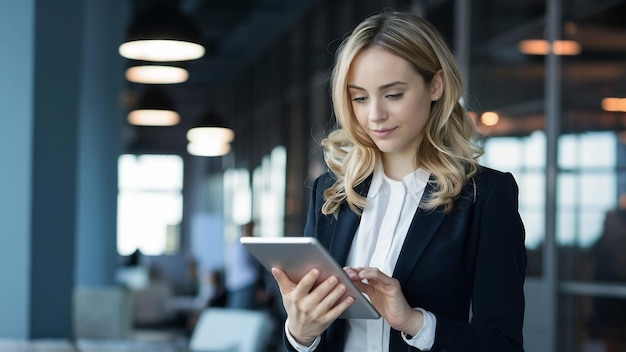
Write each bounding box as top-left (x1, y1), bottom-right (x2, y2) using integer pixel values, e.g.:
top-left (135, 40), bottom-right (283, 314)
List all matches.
top-left (518, 39), bottom-right (581, 56)
top-left (481, 111), bottom-right (500, 126)
top-left (128, 86), bottom-right (179, 126)
top-left (186, 127), bottom-right (235, 144)
top-left (186, 110), bottom-right (234, 157)
top-left (601, 97), bottom-right (626, 112)
top-left (119, 5), bottom-right (205, 62)
top-left (128, 110), bottom-right (180, 126)
top-left (126, 65), bottom-right (189, 84)
top-left (187, 140), bottom-right (232, 157)
top-left (120, 40), bottom-right (204, 62)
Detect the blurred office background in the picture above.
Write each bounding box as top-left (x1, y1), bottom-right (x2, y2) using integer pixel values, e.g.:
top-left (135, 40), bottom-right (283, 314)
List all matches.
top-left (1, 0), bottom-right (625, 351)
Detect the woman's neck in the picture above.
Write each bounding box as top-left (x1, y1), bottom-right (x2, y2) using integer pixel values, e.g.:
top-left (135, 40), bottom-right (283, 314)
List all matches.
top-left (381, 153), bottom-right (417, 181)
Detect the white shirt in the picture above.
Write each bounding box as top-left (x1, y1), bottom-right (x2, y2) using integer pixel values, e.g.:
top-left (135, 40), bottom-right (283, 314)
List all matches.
top-left (287, 164), bottom-right (436, 351)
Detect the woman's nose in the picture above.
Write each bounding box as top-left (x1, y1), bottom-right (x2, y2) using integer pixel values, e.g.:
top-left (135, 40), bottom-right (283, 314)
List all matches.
top-left (368, 100), bottom-right (387, 122)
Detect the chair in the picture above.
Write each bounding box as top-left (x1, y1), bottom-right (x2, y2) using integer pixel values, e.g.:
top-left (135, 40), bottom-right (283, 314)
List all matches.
top-left (189, 308), bottom-right (274, 352)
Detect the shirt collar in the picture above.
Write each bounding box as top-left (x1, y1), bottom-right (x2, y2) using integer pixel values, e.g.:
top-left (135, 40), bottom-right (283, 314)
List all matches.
top-left (367, 162), bottom-right (385, 198)
top-left (367, 162), bottom-right (431, 204)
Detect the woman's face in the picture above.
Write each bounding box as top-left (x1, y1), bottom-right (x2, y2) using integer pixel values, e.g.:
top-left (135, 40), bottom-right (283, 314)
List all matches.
top-left (347, 46), bottom-right (438, 162)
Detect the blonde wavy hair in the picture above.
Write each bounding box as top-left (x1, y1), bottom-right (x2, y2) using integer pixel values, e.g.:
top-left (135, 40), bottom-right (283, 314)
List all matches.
top-left (321, 11), bottom-right (483, 216)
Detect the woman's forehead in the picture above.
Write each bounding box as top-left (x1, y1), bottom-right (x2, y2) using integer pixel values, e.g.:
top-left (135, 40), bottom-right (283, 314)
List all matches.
top-left (347, 47), bottom-right (421, 87)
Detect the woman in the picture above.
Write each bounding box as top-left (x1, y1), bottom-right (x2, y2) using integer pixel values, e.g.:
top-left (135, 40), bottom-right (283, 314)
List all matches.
top-left (271, 11), bottom-right (526, 351)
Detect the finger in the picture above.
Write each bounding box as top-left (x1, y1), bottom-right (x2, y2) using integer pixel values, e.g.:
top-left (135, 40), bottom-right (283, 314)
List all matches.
top-left (345, 266), bottom-right (373, 282)
top-left (271, 267), bottom-right (296, 292)
top-left (343, 266), bottom-right (359, 280)
top-left (357, 268), bottom-right (402, 293)
top-left (291, 268), bottom-right (321, 296)
top-left (351, 279), bottom-right (375, 296)
top-left (294, 276), bottom-right (340, 319)
top-left (296, 275), bottom-right (340, 312)
top-left (323, 294), bottom-right (355, 321)
top-left (357, 268), bottom-right (394, 284)
top-left (342, 267), bottom-right (372, 293)
top-left (311, 282), bottom-right (346, 314)
top-left (310, 275), bottom-right (339, 296)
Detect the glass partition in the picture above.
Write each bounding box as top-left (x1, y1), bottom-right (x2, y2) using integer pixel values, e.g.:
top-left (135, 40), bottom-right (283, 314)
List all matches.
top-left (557, 1), bottom-right (626, 350)
top-left (468, 0), bottom-right (547, 277)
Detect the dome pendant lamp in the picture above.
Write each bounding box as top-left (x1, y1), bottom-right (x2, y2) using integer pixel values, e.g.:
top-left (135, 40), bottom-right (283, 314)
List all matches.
top-left (125, 62), bottom-right (189, 84)
top-left (187, 110), bottom-right (234, 157)
top-left (119, 4), bottom-right (205, 62)
top-left (128, 86), bottom-right (180, 126)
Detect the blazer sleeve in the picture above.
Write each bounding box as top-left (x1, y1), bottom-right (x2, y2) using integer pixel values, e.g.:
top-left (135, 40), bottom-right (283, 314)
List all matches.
top-left (431, 172), bottom-right (527, 351)
top-left (282, 175), bottom-right (327, 352)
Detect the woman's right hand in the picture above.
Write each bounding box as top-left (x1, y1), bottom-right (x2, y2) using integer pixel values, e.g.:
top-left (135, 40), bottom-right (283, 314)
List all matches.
top-left (271, 267), bottom-right (355, 346)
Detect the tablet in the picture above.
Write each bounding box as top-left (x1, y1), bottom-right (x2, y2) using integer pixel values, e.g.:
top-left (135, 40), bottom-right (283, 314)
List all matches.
top-left (240, 236), bottom-right (380, 320)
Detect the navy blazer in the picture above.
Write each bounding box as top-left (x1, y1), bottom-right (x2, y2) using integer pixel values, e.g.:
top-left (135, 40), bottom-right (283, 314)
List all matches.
top-left (286, 166), bottom-right (526, 352)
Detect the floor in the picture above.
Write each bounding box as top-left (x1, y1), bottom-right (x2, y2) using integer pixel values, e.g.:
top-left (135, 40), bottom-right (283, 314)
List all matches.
top-left (0, 325), bottom-right (283, 352)
top-left (0, 329), bottom-right (189, 352)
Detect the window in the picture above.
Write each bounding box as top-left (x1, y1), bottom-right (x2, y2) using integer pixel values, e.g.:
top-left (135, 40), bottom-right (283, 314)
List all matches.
top-left (481, 131), bottom-right (546, 252)
top-left (117, 154), bottom-right (183, 255)
top-left (253, 146), bottom-right (287, 238)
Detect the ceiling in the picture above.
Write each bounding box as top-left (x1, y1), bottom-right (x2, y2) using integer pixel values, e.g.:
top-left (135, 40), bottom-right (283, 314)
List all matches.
top-left (122, 0), bottom-right (315, 154)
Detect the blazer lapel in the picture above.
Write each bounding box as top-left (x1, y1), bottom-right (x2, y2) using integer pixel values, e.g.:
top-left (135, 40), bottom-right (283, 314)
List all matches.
top-left (393, 181), bottom-right (446, 286)
top-left (328, 177), bottom-right (372, 266)
top-left (329, 208), bottom-right (360, 266)
top-left (326, 175), bottom-right (446, 285)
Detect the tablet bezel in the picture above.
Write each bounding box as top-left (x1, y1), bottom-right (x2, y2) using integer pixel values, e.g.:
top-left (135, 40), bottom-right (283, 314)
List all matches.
top-left (240, 236), bottom-right (380, 320)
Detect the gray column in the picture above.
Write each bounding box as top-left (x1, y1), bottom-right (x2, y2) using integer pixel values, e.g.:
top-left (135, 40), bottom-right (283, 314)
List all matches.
top-left (29, 0), bottom-right (85, 338)
top-left (74, 0), bottom-right (127, 288)
top-left (543, 0), bottom-right (562, 351)
top-left (0, 0), bottom-right (36, 339)
top-left (0, 0), bottom-right (126, 339)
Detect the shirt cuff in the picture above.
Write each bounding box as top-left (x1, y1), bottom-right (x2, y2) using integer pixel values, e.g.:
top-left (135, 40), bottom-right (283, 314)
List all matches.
top-left (285, 318), bottom-right (321, 352)
top-left (401, 308), bottom-right (436, 351)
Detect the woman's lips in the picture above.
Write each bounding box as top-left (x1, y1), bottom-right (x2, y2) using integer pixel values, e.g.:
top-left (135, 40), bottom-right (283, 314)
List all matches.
top-left (371, 127), bottom-right (397, 138)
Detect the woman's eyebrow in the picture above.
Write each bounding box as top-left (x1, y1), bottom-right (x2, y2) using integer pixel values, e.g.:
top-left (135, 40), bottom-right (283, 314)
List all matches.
top-left (347, 81), bottom-right (408, 91)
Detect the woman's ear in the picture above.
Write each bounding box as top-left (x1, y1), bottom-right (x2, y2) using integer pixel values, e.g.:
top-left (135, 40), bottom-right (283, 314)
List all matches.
top-left (430, 70), bottom-right (444, 101)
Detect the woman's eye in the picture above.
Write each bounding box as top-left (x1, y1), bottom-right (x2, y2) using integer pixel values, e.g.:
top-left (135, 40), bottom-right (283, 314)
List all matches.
top-left (386, 93), bottom-right (403, 100)
top-left (352, 96), bottom-right (367, 103)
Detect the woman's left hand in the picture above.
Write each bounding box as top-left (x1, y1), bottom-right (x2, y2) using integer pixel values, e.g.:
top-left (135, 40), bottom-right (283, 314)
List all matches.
top-left (344, 266), bottom-right (423, 336)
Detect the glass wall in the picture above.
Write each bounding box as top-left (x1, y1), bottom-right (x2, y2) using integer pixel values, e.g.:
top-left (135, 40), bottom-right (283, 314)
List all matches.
top-left (469, 0), bottom-right (626, 350)
top-left (557, 1), bottom-right (626, 351)
top-left (467, 0), bottom-right (547, 277)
